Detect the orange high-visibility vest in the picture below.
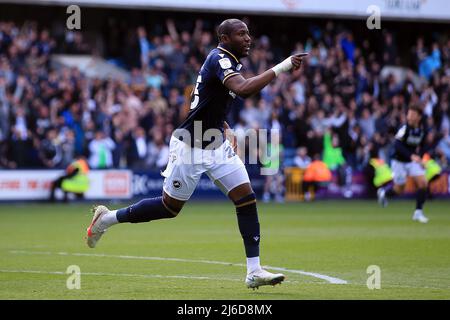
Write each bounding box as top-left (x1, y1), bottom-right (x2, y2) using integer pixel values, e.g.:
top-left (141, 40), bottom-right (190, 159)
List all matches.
top-left (303, 160), bottom-right (332, 182)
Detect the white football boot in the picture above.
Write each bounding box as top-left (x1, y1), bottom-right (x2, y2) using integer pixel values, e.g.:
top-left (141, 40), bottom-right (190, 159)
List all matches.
top-left (377, 188), bottom-right (388, 208)
top-left (86, 205), bottom-right (110, 248)
top-left (245, 269), bottom-right (285, 289)
top-left (412, 209), bottom-right (429, 223)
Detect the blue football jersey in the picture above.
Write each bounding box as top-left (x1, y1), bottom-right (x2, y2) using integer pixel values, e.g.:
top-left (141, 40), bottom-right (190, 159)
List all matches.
top-left (176, 46), bottom-right (243, 148)
top-left (393, 124), bottom-right (426, 162)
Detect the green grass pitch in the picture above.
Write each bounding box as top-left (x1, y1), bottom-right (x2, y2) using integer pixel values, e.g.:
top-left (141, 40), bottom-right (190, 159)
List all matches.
top-left (0, 200), bottom-right (449, 299)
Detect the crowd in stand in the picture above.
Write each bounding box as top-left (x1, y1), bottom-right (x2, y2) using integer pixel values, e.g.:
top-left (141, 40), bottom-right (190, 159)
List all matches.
top-left (0, 17), bottom-right (449, 174)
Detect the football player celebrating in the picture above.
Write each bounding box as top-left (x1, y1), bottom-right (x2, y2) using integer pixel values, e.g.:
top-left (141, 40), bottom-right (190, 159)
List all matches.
top-left (377, 105), bottom-right (430, 223)
top-left (85, 19), bottom-right (306, 288)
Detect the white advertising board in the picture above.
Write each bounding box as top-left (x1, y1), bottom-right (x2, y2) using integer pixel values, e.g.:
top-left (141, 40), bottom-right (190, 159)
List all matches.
top-left (0, 170), bottom-right (133, 200)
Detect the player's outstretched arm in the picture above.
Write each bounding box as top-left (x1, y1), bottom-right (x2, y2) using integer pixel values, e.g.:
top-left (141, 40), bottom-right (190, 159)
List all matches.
top-left (224, 54), bottom-right (306, 98)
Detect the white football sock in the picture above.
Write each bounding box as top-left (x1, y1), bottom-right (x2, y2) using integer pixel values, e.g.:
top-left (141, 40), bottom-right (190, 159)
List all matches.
top-left (247, 256), bottom-right (262, 274)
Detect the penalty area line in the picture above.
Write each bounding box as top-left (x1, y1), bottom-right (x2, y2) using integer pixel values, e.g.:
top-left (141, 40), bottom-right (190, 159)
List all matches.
top-left (9, 250), bottom-right (348, 285)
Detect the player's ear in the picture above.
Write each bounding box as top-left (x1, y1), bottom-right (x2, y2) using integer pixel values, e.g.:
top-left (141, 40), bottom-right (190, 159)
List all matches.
top-left (220, 33), bottom-right (230, 44)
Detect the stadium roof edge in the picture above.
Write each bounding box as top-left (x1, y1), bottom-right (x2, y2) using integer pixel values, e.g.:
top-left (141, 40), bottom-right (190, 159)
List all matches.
top-left (1, 0), bottom-right (450, 24)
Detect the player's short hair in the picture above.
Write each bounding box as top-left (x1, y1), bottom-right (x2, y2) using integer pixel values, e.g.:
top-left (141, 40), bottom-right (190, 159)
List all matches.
top-left (217, 19), bottom-right (245, 42)
top-left (408, 104), bottom-right (423, 117)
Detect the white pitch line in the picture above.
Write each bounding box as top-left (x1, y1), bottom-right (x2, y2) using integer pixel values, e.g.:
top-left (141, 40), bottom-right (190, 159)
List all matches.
top-left (0, 269), bottom-right (304, 285)
top-left (260, 266), bottom-right (348, 285)
top-left (9, 250), bottom-right (348, 284)
top-left (0, 269), bottom-right (241, 282)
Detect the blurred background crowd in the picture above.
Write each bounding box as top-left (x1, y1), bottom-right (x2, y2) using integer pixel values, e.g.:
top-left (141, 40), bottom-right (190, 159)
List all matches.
top-left (1, 11), bottom-right (449, 175)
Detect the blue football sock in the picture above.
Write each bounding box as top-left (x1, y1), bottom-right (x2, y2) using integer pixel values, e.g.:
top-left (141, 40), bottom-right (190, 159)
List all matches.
top-left (235, 193), bottom-right (260, 258)
top-left (116, 197), bottom-right (178, 223)
top-left (416, 188), bottom-right (427, 210)
top-left (384, 184), bottom-right (397, 197)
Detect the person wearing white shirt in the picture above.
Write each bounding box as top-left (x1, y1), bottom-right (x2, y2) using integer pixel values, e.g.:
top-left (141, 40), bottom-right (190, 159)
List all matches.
top-left (146, 130), bottom-right (169, 170)
top-left (88, 131), bottom-right (116, 169)
top-left (294, 147), bottom-right (311, 169)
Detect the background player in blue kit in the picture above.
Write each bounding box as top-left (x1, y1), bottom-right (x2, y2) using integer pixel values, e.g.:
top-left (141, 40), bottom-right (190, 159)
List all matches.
top-left (377, 105), bottom-right (430, 223)
top-left (85, 18), bottom-right (306, 289)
